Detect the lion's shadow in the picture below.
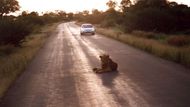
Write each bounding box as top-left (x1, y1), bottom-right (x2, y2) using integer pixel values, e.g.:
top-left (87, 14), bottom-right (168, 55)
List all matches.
top-left (99, 71), bottom-right (119, 88)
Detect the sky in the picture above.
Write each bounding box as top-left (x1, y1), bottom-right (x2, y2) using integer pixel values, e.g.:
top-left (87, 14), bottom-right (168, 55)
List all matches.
top-left (18, 0), bottom-right (109, 13)
top-left (17, 0), bottom-right (190, 13)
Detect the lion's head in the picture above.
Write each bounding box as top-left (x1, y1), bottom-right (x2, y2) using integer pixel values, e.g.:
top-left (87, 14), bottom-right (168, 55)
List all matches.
top-left (99, 54), bottom-right (110, 64)
top-left (93, 54), bottom-right (118, 73)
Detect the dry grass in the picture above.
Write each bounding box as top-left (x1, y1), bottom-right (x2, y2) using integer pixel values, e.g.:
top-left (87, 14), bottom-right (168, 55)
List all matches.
top-left (132, 30), bottom-right (156, 39)
top-left (0, 23), bottom-right (59, 98)
top-left (96, 28), bottom-right (190, 67)
top-left (167, 36), bottom-right (190, 47)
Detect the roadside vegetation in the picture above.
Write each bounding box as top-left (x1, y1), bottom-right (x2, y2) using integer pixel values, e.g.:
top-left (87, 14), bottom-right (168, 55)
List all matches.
top-left (0, 0), bottom-right (73, 98)
top-left (74, 0), bottom-right (190, 67)
top-left (0, 23), bottom-right (53, 97)
top-left (0, 23), bottom-right (61, 98)
top-left (96, 28), bottom-right (190, 66)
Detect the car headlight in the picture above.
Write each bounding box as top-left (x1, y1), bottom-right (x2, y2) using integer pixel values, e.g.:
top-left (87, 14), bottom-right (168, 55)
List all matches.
top-left (80, 28), bottom-right (84, 32)
top-left (92, 28), bottom-right (95, 32)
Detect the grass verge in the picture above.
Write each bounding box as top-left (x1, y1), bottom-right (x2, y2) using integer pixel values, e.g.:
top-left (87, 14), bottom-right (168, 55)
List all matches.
top-left (0, 22), bottom-right (60, 98)
top-left (96, 27), bottom-right (190, 67)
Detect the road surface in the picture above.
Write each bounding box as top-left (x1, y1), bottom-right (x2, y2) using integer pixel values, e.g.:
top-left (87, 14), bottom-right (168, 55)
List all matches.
top-left (1, 22), bottom-right (190, 107)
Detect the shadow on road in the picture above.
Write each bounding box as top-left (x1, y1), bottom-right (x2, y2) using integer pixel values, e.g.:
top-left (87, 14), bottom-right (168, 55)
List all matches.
top-left (99, 71), bottom-right (119, 88)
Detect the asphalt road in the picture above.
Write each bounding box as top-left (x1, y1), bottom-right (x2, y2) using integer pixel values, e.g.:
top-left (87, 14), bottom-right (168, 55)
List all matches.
top-left (1, 22), bottom-right (190, 107)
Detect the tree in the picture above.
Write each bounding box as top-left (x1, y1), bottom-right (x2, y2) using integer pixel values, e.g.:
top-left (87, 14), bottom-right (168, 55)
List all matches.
top-left (91, 9), bottom-right (105, 24)
top-left (134, 0), bottom-right (168, 8)
top-left (0, 0), bottom-right (20, 18)
top-left (82, 10), bottom-right (89, 16)
top-left (29, 11), bottom-right (39, 16)
top-left (168, 2), bottom-right (178, 8)
top-left (120, 0), bottom-right (131, 13)
top-left (67, 12), bottom-right (73, 20)
top-left (106, 0), bottom-right (117, 10)
top-left (92, 9), bottom-right (101, 15)
top-left (21, 11), bottom-right (28, 17)
top-left (58, 11), bottom-right (67, 18)
top-left (146, 0), bottom-right (168, 8)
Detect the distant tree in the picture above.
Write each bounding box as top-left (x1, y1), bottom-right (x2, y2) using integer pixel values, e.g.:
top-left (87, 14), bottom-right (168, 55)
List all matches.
top-left (168, 2), bottom-right (178, 8)
top-left (90, 9), bottom-right (105, 24)
top-left (92, 9), bottom-right (101, 15)
top-left (133, 0), bottom-right (168, 10)
top-left (146, 0), bottom-right (168, 8)
top-left (120, 0), bottom-right (131, 13)
top-left (58, 11), bottom-right (67, 18)
top-left (29, 11), bottom-right (39, 16)
top-left (82, 10), bottom-right (89, 16)
top-left (21, 11), bottom-right (28, 17)
top-left (67, 12), bottom-right (73, 20)
top-left (106, 0), bottom-right (117, 10)
top-left (0, 0), bottom-right (20, 18)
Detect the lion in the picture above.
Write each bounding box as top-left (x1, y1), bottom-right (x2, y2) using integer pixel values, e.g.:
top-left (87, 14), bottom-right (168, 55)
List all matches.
top-left (93, 54), bottom-right (118, 73)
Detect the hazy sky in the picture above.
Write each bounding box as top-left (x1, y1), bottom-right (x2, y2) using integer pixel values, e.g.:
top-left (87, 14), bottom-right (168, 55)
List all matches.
top-left (18, 0), bottom-right (109, 13)
top-left (17, 0), bottom-right (190, 13)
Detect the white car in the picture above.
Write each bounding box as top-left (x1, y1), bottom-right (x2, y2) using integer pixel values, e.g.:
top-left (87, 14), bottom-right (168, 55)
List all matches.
top-left (80, 24), bottom-right (95, 35)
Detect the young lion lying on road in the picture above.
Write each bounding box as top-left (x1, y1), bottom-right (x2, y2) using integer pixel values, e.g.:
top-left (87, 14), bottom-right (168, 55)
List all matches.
top-left (93, 54), bottom-right (118, 73)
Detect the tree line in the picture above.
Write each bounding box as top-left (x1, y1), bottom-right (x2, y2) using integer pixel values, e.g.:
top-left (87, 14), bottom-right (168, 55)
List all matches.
top-left (1, 0), bottom-right (190, 46)
top-left (74, 0), bottom-right (190, 34)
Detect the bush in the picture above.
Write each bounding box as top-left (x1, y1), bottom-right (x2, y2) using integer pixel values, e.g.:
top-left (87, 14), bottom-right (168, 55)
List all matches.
top-left (96, 27), bottom-right (190, 66)
top-left (100, 19), bottom-right (116, 28)
top-left (0, 13), bottom-right (60, 46)
top-left (132, 30), bottom-right (156, 39)
top-left (0, 19), bottom-right (32, 46)
top-left (124, 8), bottom-right (176, 33)
top-left (167, 36), bottom-right (190, 46)
top-left (0, 45), bottom-right (16, 56)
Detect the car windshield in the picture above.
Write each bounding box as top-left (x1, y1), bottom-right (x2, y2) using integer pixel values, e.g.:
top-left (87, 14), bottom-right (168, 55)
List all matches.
top-left (82, 24), bottom-right (93, 28)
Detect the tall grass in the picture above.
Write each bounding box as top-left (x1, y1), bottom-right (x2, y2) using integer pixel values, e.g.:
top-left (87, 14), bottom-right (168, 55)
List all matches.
top-left (96, 28), bottom-right (190, 67)
top-left (0, 23), bottom-right (59, 98)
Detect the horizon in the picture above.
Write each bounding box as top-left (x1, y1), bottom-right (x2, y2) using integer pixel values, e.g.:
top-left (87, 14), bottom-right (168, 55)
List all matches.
top-left (17, 0), bottom-right (109, 14)
top-left (17, 0), bottom-right (190, 14)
